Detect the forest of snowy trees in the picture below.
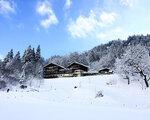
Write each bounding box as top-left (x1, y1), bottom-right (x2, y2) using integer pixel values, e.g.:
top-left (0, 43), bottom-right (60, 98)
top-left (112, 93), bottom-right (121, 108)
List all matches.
top-left (0, 45), bottom-right (44, 89)
top-left (0, 34), bottom-right (150, 89)
top-left (48, 35), bottom-right (150, 69)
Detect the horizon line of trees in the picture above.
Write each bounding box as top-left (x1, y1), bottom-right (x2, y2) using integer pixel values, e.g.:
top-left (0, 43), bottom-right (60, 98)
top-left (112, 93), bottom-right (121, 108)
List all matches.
top-left (0, 34), bottom-right (150, 89)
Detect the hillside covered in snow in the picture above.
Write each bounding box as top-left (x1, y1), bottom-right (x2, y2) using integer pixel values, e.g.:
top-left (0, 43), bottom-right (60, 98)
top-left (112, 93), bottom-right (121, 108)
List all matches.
top-left (0, 74), bottom-right (150, 120)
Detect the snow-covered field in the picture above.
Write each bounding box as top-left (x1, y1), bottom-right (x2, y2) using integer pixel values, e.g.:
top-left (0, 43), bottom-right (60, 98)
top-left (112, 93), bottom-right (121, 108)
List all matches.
top-left (0, 74), bottom-right (150, 120)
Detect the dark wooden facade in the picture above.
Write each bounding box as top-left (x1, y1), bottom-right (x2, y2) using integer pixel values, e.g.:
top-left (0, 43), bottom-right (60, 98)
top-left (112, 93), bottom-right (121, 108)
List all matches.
top-left (99, 68), bottom-right (113, 74)
top-left (67, 62), bottom-right (89, 72)
top-left (43, 62), bottom-right (89, 78)
top-left (43, 63), bottom-right (66, 78)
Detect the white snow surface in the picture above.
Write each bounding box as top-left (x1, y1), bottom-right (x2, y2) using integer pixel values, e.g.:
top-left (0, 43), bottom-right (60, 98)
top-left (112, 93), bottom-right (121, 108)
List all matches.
top-left (0, 74), bottom-right (150, 120)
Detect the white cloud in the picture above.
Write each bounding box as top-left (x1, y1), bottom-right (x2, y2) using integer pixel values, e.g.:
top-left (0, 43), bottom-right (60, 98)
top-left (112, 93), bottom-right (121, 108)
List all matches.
top-left (36, 0), bottom-right (58, 29)
top-left (67, 10), bottom-right (117, 38)
top-left (65, 0), bottom-right (72, 10)
top-left (0, 0), bottom-right (16, 16)
top-left (120, 0), bottom-right (134, 7)
top-left (99, 12), bottom-right (117, 27)
top-left (68, 11), bottom-right (97, 38)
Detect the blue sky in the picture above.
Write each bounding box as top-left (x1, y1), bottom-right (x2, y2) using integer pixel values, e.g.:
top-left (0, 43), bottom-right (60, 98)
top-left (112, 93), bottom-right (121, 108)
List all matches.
top-left (0, 0), bottom-right (150, 59)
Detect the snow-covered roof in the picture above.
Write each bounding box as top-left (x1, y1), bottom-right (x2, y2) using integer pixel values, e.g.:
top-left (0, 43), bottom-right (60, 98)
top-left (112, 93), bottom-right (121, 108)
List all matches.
top-left (67, 62), bottom-right (89, 68)
top-left (44, 62), bottom-right (66, 69)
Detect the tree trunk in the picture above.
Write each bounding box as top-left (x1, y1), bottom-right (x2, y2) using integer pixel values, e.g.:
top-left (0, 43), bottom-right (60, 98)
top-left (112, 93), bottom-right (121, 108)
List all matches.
top-left (127, 76), bottom-right (130, 85)
top-left (127, 79), bottom-right (130, 85)
top-left (125, 75), bottom-right (130, 85)
top-left (143, 74), bottom-right (149, 88)
top-left (139, 70), bottom-right (149, 88)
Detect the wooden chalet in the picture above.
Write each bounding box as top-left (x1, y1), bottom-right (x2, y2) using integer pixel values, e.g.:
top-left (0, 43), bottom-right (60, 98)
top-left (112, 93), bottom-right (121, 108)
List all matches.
top-left (43, 62), bottom-right (90, 78)
top-left (99, 68), bottom-right (113, 74)
top-left (67, 62), bottom-right (89, 77)
top-left (67, 62), bottom-right (89, 72)
top-left (43, 63), bottom-right (66, 78)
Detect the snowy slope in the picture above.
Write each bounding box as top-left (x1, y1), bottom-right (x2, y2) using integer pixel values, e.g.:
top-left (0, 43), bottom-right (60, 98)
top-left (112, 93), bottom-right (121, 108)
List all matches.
top-left (0, 74), bottom-right (150, 120)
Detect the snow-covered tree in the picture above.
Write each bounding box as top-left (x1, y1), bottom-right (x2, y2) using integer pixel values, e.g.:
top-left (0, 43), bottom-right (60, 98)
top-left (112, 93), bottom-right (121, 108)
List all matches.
top-left (60, 56), bottom-right (69, 67)
top-left (35, 45), bottom-right (44, 78)
top-left (22, 45), bottom-right (36, 79)
top-left (35, 45), bottom-right (41, 62)
top-left (5, 51), bottom-right (22, 78)
top-left (79, 53), bottom-right (89, 65)
top-left (115, 44), bottom-right (150, 87)
top-left (68, 52), bottom-right (80, 63)
top-left (22, 62), bottom-right (35, 79)
top-left (88, 50), bottom-right (99, 62)
top-left (22, 49), bottom-right (27, 64)
top-left (24, 45), bottom-right (35, 63)
top-left (0, 60), bottom-right (3, 76)
top-left (3, 49), bottom-right (13, 64)
top-left (0, 49), bottom-right (14, 76)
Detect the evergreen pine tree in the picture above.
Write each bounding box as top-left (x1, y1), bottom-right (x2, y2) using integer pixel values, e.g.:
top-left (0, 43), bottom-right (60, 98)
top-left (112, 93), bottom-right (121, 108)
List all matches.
top-left (22, 45), bottom-right (36, 79)
top-left (35, 45), bottom-right (41, 62)
top-left (35, 45), bottom-right (43, 78)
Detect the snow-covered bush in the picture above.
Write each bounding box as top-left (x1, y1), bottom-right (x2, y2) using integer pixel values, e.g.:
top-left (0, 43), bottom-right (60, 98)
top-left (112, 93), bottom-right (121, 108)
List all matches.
top-left (95, 90), bottom-right (104, 98)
